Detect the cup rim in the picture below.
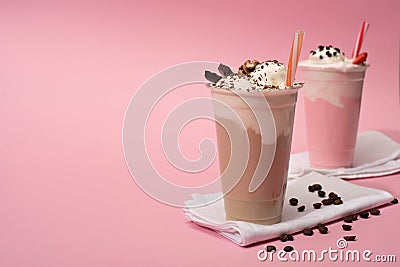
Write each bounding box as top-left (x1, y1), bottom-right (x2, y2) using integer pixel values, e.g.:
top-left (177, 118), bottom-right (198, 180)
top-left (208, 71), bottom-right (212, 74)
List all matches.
top-left (298, 62), bottom-right (369, 73)
top-left (208, 84), bottom-right (302, 97)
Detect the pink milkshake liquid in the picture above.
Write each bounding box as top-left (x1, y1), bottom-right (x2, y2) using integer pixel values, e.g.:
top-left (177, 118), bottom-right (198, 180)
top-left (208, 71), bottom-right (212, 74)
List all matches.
top-left (300, 65), bottom-right (368, 168)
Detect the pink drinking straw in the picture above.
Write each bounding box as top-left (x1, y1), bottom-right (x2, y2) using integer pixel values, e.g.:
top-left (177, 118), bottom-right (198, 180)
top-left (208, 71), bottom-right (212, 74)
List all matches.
top-left (285, 30), bottom-right (305, 87)
top-left (352, 21), bottom-right (369, 60)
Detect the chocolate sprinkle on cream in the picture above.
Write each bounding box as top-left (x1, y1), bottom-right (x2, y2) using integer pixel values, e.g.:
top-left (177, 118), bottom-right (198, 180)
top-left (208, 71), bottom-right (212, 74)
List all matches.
top-left (308, 45), bottom-right (345, 63)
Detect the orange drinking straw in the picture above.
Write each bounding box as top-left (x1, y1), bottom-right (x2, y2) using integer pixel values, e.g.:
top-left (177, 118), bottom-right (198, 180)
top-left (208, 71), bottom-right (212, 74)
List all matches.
top-left (285, 31), bottom-right (305, 87)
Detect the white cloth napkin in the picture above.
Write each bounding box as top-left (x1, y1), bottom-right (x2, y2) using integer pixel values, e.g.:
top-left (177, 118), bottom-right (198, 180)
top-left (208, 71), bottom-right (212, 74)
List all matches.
top-left (289, 131), bottom-right (400, 179)
top-left (183, 172), bottom-right (393, 246)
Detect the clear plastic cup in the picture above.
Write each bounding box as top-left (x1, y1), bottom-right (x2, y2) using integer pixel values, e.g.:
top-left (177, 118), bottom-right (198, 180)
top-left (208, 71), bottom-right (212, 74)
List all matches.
top-left (299, 65), bottom-right (368, 168)
top-left (211, 87), bottom-right (300, 225)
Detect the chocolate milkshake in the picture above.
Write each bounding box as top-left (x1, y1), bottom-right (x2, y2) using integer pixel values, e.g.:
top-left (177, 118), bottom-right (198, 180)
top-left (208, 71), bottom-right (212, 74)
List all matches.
top-left (206, 60), bottom-right (301, 225)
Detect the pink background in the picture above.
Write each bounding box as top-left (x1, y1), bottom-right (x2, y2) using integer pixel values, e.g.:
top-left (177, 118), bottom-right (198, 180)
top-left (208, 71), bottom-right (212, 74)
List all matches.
top-left (1, 0), bottom-right (399, 266)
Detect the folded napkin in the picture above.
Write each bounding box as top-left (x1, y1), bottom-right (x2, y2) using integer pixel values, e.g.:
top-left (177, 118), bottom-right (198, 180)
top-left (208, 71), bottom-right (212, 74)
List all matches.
top-left (183, 172), bottom-right (393, 246)
top-left (289, 131), bottom-right (400, 179)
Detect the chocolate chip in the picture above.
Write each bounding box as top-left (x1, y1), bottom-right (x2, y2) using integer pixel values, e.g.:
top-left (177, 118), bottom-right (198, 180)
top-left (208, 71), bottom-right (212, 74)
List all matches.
top-left (287, 234), bottom-right (294, 241)
top-left (318, 45), bottom-right (324, 51)
top-left (352, 214), bottom-right (358, 221)
top-left (313, 203), bottom-right (322, 209)
top-left (322, 198), bottom-right (333, 205)
top-left (333, 199), bottom-right (343, 205)
top-left (312, 184), bottom-right (322, 191)
top-left (318, 226), bottom-right (328, 234)
top-left (297, 205), bottom-right (305, 212)
top-left (303, 228), bottom-right (314, 236)
top-left (289, 198), bottom-right (298, 206)
top-left (328, 192), bottom-right (338, 198)
top-left (266, 245), bottom-right (276, 252)
top-left (370, 209), bottom-right (380, 216)
top-left (342, 224), bottom-right (352, 231)
top-left (344, 236), bottom-right (356, 241)
top-left (318, 190), bottom-right (326, 197)
top-left (331, 196), bottom-right (342, 202)
top-left (308, 185), bottom-right (315, 192)
top-left (359, 211), bottom-right (369, 219)
top-left (279, 233), bottom-right (294, 242)
top-left (319, 55), bottom-right (323, 60)
top-left (326, 51), bottom-right (332, 57)
top-left (284, 246), bottom-right (294, 252)
top-left (334, 47), bottom-right (341, 53)
top-left (391, 198), bottom-right (398, 204)
top-left (333, 52), bottom-right (337, 56)
top-left (279, 233), bottom-right (289, 242)
top-left (343, 216), bottom-right (353, 223)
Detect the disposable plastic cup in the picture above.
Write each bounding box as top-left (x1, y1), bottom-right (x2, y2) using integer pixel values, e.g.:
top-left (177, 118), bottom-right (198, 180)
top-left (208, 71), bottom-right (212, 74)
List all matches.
top-left (211, 86), bottom-right (300, 225)
top-left (299, 65), bottom-right (368, 168)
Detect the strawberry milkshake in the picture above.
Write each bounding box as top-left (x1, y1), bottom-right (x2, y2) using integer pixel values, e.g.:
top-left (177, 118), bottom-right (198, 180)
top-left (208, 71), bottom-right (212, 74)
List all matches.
top-left (299, 45), bottom-right (369, 169)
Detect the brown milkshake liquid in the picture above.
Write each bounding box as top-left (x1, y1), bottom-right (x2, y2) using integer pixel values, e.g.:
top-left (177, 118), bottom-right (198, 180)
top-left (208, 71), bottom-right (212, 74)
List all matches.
top-left (213, 90), bottom-right (297, 225)
top-left (206, 59), bottom-right (301, 225)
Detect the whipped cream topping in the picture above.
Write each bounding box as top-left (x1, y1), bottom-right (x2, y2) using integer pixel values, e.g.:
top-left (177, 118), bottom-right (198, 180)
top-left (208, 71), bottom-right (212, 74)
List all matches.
top-left (210, 60), bottom-right (301, 91)
top-left (299, 45), bottom-right (369, 70)
top-left (250, 60), bottom-right (287, 89)
top-left (299, 45), bottom-right (369, 108)
top-left (308, 45), bottom-right (345, 64)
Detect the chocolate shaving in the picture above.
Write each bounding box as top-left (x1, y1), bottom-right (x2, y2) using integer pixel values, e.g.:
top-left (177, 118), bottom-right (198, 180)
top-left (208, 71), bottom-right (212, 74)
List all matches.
top-left (218, 64), bottom-right (233, 77)
top-left (204, 71), bottom-right (222, 83)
